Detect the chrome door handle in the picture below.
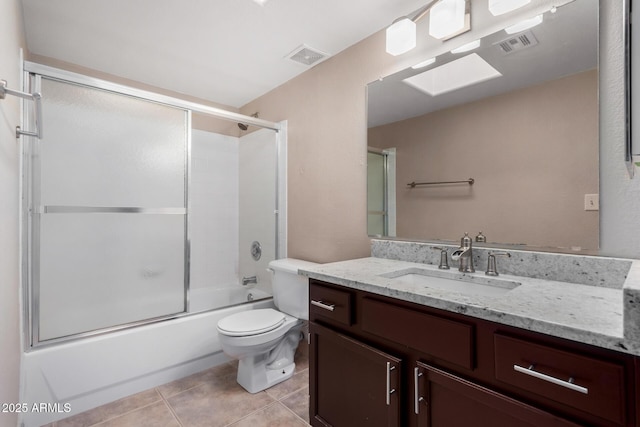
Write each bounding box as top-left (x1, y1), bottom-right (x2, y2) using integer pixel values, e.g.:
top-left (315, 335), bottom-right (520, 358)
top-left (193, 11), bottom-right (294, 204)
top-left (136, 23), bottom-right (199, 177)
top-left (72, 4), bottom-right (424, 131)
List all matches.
top-left (310, 300), bottom-right (335, 312)
top-left (386, 362), bottom-right (396, 406)
top-left (513, 364), bottom-right (588, 394)
top-left (414, 367), bottom-right (424, 414)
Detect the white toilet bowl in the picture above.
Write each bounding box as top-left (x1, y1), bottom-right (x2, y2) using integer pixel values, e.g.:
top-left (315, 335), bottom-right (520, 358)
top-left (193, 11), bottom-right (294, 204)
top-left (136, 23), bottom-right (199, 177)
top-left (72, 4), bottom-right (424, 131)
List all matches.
top-left (216, 258), bottom-right (317, 393)
top-left (217, 309), bottom-right (303, 393)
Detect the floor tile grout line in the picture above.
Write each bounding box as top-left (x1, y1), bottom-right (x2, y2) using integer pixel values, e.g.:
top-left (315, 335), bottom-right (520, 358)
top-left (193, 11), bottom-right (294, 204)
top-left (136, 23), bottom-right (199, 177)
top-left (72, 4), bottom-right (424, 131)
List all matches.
top-left (268, 369), bottom-right (309, 402)
top-left (76, 389), bottom-right (164, 427)
top-left (222, 400), bottom-right (284, 427)
top-left (156, 386), bottom-right (185, 427)
top-left (159, 369), bottom-right (237, 401)
top-left (278, 398), bottom-right (311, 426)
top-left (276, 380), bottom-right (311, 426)
top-left (157, 381), bottom-right (206, 401)
top-left (272, 386), bottom-right (308, 403)
top-left (88, 394), bottom-right (167, 427)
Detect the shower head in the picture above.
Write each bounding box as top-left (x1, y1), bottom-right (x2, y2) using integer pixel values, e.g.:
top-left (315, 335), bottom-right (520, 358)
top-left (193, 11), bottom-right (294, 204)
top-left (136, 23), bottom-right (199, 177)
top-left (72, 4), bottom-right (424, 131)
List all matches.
top-left (238, 112), bottom-right (259, 131)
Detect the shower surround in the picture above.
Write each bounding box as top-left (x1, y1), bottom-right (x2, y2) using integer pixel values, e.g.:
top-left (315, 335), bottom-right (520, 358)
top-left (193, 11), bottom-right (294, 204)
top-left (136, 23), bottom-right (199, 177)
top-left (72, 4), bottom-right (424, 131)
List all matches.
top-left (19, 64), bottom-right (288, 427)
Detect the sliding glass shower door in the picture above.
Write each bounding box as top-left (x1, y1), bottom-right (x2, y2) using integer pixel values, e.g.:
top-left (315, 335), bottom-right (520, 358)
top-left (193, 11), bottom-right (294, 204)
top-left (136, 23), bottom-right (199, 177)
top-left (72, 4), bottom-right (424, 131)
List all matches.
top-left (26, 76), bottom-right (189, 344)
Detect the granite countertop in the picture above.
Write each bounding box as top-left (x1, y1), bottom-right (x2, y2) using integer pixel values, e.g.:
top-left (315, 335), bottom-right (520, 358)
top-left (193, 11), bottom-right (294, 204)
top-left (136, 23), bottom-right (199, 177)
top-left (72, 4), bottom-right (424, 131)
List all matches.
top-left (300, 256), bottom-right (640, 356)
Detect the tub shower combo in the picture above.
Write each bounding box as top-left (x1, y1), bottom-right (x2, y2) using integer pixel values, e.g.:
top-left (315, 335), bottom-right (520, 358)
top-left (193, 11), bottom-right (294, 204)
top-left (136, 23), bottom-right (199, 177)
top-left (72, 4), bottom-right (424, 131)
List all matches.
top-left (19, 62), bottom-right (287, 426)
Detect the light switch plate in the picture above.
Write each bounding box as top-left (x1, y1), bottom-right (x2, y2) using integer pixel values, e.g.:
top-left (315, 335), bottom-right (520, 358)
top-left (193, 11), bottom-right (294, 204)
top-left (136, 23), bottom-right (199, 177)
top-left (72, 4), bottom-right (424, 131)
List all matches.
top-left (584, 194), bottom-right (599, 211)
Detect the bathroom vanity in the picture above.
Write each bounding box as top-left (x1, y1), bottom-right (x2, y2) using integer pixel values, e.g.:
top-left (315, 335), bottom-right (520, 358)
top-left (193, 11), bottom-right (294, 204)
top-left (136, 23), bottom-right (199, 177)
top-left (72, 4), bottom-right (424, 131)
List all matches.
top-left (300, 241), bottom-right (640, 427)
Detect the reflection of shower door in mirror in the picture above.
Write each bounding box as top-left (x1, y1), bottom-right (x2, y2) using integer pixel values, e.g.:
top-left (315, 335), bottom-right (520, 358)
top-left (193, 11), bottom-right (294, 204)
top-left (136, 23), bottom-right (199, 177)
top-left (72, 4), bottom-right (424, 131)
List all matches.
top-left (26, 75), bottom-right (189, 345)
top-left (367, 148), bottom-right (396, 237)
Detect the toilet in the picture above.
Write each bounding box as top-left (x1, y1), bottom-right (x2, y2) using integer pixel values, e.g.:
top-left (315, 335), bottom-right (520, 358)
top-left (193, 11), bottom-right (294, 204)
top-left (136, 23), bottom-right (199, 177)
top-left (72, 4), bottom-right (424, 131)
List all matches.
top-left (216, 258), bottom-right (318, 393)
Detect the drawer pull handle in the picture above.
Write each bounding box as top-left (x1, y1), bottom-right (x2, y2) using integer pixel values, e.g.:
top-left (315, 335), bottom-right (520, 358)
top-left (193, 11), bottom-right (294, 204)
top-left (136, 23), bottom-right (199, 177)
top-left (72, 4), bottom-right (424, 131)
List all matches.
top-left (311, 300), bottom-right (335, 312)
top-left (414, 367), bottom-right (424, 414)
top-left (513, 364), bottom-right (588, 395)
top-left (386, 362), bottom-right (396, 406)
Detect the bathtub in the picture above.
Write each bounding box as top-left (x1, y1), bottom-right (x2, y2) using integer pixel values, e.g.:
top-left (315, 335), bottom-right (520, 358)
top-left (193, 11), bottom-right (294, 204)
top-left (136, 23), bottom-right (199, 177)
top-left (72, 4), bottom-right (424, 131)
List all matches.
top-left (189, 286), bottom-right (271, 313)
top-left (20, 291), bottom-right (275, 427)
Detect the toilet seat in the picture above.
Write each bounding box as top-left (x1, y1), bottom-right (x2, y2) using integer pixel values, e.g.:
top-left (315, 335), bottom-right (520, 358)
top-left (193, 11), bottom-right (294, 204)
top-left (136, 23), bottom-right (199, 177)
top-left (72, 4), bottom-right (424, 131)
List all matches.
top-left (217, 308), bottom-right (286, 337)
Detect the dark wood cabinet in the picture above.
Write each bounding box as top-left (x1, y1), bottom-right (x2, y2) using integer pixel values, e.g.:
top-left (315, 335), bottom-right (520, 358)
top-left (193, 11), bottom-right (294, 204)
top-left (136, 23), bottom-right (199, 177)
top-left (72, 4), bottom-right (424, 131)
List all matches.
top-left (415, 362), bottom-right (581, 427)
top-left (309, 279), bottom-right (640, 427)
top-left (494, 333), bottom-right (627, 424)
top-left (310, 322), bottom-right (401, 427)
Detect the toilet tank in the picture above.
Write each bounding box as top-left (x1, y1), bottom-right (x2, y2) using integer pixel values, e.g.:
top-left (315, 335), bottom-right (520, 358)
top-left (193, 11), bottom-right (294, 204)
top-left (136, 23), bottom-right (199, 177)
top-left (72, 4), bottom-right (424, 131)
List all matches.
top-left (268, 258), bottom-right (318, 320)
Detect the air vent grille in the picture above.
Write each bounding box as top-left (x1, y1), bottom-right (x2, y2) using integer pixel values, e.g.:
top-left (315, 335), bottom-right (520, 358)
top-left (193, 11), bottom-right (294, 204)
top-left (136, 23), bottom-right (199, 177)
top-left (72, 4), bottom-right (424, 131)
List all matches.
top-left (285, 44), bottom-right (329, 66)
top-left (495, 30), bottom-right (539, 55)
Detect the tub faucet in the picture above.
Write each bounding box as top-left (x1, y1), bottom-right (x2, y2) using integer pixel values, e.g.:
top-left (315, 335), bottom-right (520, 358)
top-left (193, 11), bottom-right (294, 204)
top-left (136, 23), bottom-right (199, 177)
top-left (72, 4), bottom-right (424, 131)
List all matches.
top-left (242, 276), bottom-right (257, 286)
top-left (451, 233), bottom-right (475, 273)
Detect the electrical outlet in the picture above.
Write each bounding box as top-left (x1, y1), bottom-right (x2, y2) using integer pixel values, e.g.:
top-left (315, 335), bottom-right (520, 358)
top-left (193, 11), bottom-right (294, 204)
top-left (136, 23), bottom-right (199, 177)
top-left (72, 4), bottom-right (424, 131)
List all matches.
top-left (584, 194), bottom-right (599, 211)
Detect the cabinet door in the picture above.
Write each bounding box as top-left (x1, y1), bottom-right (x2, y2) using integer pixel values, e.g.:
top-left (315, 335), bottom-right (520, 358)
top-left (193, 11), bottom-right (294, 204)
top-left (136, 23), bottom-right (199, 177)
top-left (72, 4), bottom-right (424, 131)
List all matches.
top-left (415, 362), bottom-right (581, 427)
top-left (310, 322), bottom-right (401, 427)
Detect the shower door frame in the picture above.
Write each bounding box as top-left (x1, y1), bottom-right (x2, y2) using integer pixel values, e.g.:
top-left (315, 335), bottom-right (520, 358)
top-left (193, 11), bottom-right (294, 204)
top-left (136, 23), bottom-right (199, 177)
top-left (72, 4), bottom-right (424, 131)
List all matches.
top-left (21, 62), bottom-right (287, 349)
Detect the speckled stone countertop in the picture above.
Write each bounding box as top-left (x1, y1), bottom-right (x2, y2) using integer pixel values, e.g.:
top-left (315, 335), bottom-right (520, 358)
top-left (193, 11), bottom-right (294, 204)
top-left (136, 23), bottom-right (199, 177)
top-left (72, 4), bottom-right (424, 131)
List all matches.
top-left (300, 255), bottom-right (640, 356)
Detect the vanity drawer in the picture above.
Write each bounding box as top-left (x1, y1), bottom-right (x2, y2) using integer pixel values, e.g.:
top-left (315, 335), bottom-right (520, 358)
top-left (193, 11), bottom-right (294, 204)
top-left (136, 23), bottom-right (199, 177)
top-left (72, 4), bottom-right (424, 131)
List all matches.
top-left (309, 282), bottom-right (352, 326)
top-left (494, 334), bottom-right (626, 425)
top-left (362, 298), bottom-right (474, 369)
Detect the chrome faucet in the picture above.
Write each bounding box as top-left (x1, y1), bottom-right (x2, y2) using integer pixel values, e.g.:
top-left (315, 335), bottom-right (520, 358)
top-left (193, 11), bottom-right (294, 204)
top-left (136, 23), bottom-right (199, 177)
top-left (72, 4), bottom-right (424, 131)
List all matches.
top-left (451, 232), bottom-right (475, 273)
top-left (242, 275), bottom-right (257, 286)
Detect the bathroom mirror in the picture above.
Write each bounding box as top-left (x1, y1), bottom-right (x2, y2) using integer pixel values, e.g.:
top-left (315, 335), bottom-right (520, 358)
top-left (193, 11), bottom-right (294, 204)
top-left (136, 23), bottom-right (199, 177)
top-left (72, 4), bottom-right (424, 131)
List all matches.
top-left (367, 0), bottom-right (600, 253)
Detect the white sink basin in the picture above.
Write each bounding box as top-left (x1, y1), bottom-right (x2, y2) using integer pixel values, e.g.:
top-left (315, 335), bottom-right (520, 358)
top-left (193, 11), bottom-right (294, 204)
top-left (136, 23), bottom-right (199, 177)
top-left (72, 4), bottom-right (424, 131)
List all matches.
top-left (380, 268), bottom-right (521, 297)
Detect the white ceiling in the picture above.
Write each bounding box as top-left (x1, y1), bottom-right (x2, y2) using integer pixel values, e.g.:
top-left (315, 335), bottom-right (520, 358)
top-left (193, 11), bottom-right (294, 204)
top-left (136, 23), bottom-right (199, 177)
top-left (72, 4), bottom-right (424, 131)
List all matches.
top-left (20, 0), bottom-right (426, 108)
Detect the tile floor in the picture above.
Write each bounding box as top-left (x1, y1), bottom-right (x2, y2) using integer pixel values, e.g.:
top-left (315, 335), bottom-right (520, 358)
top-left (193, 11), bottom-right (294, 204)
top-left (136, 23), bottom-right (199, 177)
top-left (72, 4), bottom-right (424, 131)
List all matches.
top-left (44, 343), bottom-right (311, 427)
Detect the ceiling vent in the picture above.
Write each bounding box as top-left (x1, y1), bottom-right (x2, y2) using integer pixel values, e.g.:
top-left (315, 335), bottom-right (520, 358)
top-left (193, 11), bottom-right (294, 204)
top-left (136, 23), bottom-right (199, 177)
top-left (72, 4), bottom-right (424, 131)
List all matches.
top-left (285, 44), bottom-right (329, 66)
top-left (495, 30), bottom-right (539, 55)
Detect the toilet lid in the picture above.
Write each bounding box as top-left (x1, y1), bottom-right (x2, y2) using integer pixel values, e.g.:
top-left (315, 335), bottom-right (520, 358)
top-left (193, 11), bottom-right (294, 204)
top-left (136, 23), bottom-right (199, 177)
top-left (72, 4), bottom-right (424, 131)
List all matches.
top-left (217, 308), bottom-right (286, 337)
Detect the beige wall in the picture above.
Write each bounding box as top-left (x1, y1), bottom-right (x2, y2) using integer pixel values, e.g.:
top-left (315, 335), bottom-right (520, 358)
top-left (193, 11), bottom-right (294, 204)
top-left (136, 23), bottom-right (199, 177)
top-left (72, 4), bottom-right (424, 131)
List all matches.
top-left (240, 33), bottom-right (396, 263)
top-left (242, 1), bottom-right (638, 262)
top-left (0, 0), bottom-right (25, 425)
top-left (369, 70), bottom-right (599, 250)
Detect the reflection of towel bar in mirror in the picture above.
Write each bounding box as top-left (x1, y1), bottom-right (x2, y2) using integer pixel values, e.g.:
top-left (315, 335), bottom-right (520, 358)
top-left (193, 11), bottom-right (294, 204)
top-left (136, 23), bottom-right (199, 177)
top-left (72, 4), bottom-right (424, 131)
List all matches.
top-left (407, 178), bottom-right (474, 188)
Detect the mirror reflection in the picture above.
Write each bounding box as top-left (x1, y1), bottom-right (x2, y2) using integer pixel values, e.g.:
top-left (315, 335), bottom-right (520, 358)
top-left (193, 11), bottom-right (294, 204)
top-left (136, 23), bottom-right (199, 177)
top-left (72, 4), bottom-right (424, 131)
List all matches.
top-left (367, 0), bottom-right (598, 252)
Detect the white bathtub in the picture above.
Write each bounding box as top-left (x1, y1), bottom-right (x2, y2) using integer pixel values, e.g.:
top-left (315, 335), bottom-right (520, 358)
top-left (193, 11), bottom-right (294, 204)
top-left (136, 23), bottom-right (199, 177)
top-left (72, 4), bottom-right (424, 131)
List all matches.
top-left (189, 286), bottom-right (271, 313)
top-left (20, 294), bottom-right (275, 427)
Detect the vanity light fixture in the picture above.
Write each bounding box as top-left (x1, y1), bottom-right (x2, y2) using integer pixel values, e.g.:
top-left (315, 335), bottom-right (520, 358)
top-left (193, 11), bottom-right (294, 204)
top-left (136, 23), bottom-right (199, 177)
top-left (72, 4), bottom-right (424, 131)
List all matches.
top-left (252, 0), bottom-right (269, 5)
top-left (411, 57), bottom-right (437, 69)
top-left (450, 39), bottom-right (481, 54)
top-left (385, 0), bottom-right (469, 56)
top-left (386, 17), bottom-right (417, 56)
top-left (385, 0), bottom-right (438, 56)
top-left (488, 0), bottom-right (531, 16)
top-left (429, 0), bottom-right (468, 40)
top-left (504, 14), bottom-right (543, 34)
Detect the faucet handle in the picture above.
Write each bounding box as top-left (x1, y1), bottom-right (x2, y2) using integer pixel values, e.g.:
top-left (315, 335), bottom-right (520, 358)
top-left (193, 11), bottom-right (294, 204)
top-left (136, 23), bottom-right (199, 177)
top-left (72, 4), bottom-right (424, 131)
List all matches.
top-left (431, 246), bottom-right (450, 270)
top-left (486, 252), bottom-right (511, 276)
